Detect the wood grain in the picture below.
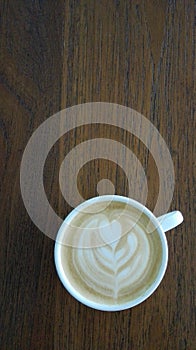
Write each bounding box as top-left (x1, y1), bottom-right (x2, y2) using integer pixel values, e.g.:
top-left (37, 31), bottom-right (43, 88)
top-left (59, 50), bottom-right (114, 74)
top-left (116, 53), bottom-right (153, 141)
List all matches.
top-left (0, 1), bottom-right (195, 349)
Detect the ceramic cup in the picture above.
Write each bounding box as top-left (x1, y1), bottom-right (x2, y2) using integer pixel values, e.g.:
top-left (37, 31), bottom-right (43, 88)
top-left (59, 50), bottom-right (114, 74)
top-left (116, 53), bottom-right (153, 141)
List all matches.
top-left (54, 195), bottom-right (183, 311)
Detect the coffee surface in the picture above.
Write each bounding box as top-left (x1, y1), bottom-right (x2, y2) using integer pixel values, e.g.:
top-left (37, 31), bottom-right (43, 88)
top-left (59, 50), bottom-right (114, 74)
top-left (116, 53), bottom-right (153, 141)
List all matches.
top-left (59, 200), bottom-right (163, 305)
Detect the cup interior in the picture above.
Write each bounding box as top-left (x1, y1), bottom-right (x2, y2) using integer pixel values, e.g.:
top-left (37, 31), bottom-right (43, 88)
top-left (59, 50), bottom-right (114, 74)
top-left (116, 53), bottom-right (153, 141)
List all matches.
top-left (54, 195), bottom-right (168, 311)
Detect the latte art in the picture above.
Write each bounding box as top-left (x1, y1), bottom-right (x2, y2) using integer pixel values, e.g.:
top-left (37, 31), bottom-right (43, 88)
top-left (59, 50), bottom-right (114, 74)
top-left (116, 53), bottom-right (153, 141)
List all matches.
top-left (72, 217), bottom-right (151, 300)
top-left (59, 200), bottom-right (163, 305)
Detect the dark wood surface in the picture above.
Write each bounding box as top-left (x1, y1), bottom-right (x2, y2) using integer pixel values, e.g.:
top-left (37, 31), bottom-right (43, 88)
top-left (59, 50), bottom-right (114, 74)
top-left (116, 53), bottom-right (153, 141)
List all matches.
top-left (0, 1), bottom-right (195, 349)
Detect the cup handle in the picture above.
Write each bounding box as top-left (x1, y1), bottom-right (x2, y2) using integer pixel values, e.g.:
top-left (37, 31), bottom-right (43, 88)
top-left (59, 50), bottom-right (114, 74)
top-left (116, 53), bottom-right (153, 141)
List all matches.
top-left (157, 211), bottom-right (184, 232)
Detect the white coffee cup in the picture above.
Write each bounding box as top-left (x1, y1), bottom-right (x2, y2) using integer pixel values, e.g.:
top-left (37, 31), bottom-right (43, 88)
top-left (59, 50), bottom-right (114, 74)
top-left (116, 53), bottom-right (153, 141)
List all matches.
top-left (54, 195), bottom-right (183, 311)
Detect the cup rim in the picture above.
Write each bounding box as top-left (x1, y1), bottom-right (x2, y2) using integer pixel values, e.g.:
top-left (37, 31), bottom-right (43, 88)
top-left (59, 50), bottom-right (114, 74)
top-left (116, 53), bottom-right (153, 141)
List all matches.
top-left (54, 195), bottom-right (168, 311)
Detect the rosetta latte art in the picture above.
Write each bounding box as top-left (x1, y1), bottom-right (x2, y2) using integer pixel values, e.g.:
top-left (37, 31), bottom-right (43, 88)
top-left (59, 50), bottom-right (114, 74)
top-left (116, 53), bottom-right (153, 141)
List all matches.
top-left (60, 202), bottom-right (163, 304)
top-left (73, 216), bottom-right (151, 299)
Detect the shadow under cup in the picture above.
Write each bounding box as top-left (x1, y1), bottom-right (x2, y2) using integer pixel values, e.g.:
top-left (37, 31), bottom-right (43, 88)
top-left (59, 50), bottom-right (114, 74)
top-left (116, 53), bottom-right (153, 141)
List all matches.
top-left (54, 195), bottom-right (168, 311)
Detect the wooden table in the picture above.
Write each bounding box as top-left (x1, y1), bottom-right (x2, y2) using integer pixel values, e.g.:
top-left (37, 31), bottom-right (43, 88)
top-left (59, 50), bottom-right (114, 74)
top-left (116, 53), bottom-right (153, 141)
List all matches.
top-left (1, 1), bottom-right (195, 349)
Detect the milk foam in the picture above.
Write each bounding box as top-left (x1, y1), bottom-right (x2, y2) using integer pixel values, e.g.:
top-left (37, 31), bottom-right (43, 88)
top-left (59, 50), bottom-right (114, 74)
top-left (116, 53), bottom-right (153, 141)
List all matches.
top-left (72, 215), bottom-right (150, 299)
top-left (60, 201), bottom-right (163, 304)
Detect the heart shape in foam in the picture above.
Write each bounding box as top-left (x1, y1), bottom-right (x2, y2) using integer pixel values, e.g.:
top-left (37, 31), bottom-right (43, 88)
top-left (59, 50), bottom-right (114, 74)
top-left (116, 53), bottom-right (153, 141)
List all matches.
top-left (99, 218), bottom-right (122, 250)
